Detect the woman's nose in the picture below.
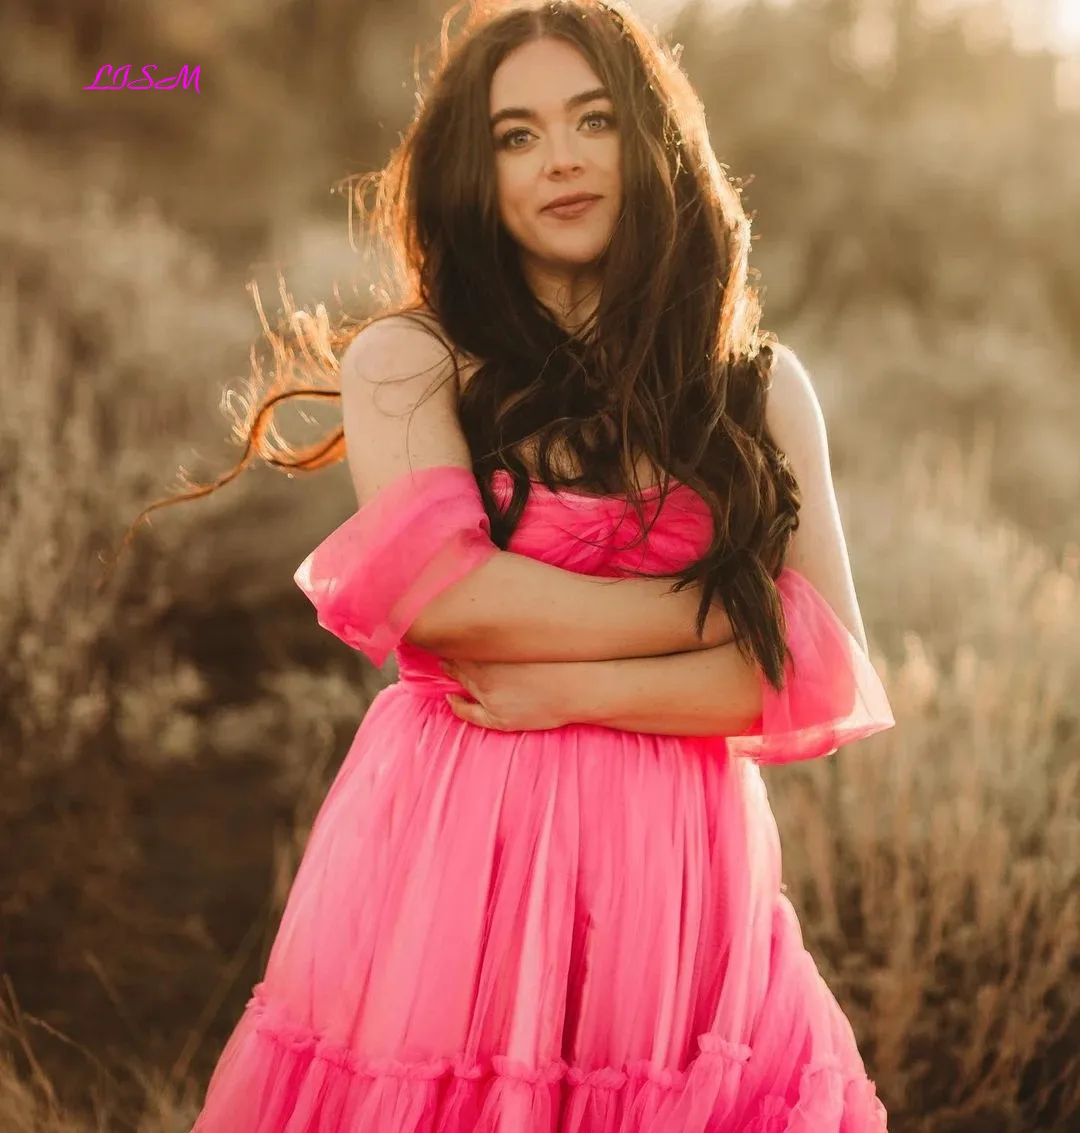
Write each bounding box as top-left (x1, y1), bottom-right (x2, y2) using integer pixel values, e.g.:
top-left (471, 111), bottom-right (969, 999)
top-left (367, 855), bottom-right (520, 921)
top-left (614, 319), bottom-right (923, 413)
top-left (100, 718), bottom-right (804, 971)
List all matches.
top-left (543, 128), bottom-right (583, 175)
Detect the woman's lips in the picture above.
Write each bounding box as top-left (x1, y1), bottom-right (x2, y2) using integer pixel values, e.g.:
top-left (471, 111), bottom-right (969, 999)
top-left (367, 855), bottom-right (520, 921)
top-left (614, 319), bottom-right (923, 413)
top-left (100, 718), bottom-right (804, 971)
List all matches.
top-left (542, 196), bottom-right (601, 220)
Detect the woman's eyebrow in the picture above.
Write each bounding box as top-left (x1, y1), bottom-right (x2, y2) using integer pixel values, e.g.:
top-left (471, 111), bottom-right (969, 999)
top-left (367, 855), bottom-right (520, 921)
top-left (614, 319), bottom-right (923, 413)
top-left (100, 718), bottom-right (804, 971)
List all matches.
top-left (489, 86), bottom-right (611, 129)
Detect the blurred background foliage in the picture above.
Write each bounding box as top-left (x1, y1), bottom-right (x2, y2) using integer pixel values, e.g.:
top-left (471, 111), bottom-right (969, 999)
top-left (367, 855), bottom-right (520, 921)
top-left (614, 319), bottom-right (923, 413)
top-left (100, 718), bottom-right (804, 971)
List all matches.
top-left (0, 1), bottom-right (1077, 1130)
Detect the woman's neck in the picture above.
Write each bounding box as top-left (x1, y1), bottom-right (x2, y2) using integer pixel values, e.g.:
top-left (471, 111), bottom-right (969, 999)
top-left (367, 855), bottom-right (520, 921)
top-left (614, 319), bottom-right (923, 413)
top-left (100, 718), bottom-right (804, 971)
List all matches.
top-left (522, 261), bottom-right (603, 336)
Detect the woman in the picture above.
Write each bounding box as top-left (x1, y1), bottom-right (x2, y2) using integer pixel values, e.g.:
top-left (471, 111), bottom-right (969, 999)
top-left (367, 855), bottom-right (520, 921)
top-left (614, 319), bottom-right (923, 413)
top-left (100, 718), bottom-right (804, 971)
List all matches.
top-left (174, 1), bottom-right (896, 1129)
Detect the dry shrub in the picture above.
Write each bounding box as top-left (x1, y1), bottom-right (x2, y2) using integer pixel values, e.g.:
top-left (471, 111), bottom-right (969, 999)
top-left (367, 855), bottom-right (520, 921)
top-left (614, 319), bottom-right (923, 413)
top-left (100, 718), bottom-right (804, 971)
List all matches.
top-left (768, 438), bottom-right (1080, 1133)
top-left (0, 188), bottom-right (257, 766)
top-left (790, 301), bottom-right (1080, 552)
top-left (0, 1046), bottom-right (87, 1133)
top-left (0, 186), bottom-right (365, 1128)
top-left (0, 660), bottom-right (376, 1131)
top-left (0, 1002), bottom-right (201, 1133)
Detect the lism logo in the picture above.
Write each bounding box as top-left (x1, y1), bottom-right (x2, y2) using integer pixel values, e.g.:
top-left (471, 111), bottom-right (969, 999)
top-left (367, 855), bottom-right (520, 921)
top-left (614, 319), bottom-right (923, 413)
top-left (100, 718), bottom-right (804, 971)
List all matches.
top-left (83, 65), bottom-right (200, 92)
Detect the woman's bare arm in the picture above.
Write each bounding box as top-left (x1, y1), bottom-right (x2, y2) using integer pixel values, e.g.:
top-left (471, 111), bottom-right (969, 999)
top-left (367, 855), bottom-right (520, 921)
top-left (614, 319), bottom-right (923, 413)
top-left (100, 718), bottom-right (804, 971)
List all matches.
top-left (500, 346), bottom-right (871, 732)
top-left (552, 640), bottom-right (761, 735)
top-left (339, 316), bottom-right (733, 663)
top-left (764, 345), bottom-right (869, 651)
top-left (414, 551), bottom-right (731, 662)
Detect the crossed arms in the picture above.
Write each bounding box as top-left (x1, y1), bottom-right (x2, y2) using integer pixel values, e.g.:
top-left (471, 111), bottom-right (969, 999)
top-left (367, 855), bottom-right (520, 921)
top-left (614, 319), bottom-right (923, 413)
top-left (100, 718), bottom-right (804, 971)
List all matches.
top-left (339, 317), bottom-right (870, 736)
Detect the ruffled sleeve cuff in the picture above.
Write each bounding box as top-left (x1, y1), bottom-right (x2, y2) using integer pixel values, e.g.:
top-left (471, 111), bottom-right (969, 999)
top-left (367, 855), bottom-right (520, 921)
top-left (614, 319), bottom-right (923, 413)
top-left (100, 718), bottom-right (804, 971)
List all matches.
top-left (294, 465), bottom-right (499, 667)
top-left (726, 569), bottom-right (895, 764)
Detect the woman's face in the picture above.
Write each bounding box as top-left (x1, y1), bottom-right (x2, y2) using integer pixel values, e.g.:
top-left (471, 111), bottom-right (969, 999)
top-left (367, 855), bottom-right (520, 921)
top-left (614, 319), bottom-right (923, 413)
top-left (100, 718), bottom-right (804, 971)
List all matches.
top-left (489, 36), bottom-right (622, 277)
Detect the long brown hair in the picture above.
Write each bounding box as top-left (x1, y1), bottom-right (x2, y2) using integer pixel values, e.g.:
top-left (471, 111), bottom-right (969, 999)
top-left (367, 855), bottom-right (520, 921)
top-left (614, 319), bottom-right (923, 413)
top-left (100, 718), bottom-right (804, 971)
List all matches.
top-left (132, 0), bottom-right (800, 688)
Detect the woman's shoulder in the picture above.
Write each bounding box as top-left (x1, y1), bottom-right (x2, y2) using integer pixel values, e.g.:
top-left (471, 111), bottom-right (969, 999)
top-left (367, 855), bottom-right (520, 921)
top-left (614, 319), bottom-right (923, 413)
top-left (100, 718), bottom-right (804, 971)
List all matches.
top-left (340, 307), bottom-right (480, 391)
top-left (764, 344), bottom-right (818, 410)
top-left (762, 343), bottom-right (829, 456)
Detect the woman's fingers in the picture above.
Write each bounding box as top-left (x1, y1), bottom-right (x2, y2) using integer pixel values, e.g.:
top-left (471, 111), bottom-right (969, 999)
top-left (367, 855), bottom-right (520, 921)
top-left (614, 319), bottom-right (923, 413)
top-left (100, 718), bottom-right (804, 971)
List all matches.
top-left (445, 692), bottom-right (499, 729)
top-left (442, 660), bottom-right (483, 703)
top-left (442, 662), bottom-right (511, 731)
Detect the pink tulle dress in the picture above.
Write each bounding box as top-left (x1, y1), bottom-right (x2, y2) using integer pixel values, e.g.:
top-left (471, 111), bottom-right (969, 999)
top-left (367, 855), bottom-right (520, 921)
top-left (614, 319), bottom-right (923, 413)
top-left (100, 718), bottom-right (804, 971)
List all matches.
top-left (192, 464), bottom-right (895, 1133)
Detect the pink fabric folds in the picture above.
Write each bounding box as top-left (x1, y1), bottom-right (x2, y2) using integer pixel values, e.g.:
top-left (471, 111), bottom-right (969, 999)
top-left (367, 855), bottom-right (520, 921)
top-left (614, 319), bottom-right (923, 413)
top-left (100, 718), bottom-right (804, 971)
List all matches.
top-left (192, 479), bottom-right (892, 1133)
top-left (294, 464), bottom-right (499, 668)
top-left (726, 568), bottom-right (895, 765)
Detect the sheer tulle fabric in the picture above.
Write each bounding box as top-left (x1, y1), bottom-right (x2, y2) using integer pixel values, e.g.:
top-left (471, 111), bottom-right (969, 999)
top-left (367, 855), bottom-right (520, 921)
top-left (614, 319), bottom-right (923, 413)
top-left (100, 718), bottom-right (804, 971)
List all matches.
top-left (294, 465), bottom-right (498, 668)
top-left (725, 569), bottom-right (895, 765)
top-left (194, 465), bottom-right (894, 1132)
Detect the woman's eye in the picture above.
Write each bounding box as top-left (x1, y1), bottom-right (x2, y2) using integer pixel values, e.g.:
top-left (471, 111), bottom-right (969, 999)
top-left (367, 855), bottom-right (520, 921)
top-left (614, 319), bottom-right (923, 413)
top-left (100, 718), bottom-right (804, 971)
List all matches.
top-left (581, 111), bottom-right (615, 131)
top-left (496, 113), bottom-right (615, 149)
top-left (498, 128), bottom-right (532, 149)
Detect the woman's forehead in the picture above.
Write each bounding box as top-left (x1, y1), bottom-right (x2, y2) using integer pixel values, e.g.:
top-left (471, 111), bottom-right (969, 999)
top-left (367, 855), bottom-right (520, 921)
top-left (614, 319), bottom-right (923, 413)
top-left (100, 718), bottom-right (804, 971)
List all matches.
top-left (489, 38), bottom-right (604, 115)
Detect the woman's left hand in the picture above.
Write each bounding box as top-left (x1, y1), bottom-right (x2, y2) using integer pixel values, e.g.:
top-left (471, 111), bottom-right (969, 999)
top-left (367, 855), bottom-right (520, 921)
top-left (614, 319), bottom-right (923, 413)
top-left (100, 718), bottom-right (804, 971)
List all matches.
top-left (438, 657), bottom-right (576, 732)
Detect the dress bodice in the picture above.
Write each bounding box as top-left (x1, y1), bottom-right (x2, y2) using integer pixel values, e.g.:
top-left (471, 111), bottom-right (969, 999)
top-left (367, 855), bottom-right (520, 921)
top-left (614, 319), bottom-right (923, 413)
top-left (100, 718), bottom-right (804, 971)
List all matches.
top-left (487, 468), bottom-right (714, 578)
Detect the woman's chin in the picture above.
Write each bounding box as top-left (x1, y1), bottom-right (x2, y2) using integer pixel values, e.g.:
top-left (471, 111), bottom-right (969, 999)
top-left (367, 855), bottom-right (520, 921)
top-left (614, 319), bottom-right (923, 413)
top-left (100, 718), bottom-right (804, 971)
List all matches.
top-left (535, 242), bottom-right (609, 271)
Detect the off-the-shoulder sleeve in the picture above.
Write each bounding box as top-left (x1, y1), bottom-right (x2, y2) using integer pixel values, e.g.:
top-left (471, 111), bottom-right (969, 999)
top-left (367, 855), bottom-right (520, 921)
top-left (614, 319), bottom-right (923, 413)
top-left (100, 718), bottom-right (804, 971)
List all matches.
top-left (294, 465), bottom-right (498, 667)
top-left (725, 568), bottom-right (895, 764)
